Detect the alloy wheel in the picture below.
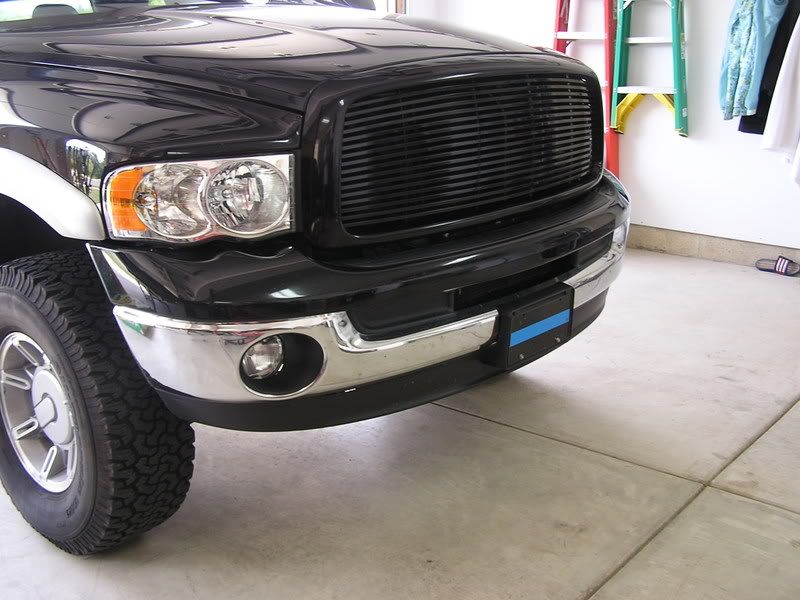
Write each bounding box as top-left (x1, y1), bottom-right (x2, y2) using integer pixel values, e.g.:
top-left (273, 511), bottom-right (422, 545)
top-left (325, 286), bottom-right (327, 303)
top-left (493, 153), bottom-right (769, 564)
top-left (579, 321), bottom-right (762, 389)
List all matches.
top-left (0, 332), bottom-right (79, 493)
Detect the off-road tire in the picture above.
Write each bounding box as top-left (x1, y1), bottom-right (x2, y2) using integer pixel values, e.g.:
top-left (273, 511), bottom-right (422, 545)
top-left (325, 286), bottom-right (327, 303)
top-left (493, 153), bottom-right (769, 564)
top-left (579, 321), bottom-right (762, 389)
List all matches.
top-left (0, 250), bottom-right (194, 555)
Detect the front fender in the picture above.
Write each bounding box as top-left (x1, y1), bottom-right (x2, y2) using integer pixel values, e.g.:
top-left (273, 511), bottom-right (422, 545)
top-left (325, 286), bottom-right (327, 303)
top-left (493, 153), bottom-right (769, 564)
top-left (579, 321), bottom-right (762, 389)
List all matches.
top-left (0, 61), bottom-right (302, 240)
top-left (0, 148), bottom-right (104, 240)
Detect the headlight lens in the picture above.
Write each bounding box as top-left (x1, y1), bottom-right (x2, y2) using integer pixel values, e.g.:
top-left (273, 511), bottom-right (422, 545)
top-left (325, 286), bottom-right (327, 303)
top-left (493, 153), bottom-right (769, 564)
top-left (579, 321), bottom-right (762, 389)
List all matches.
top-left (134, 165), bottom-right (210, 239)
top-left (104, 154), bottom-right (294, 243)
top-left (205, 161), bottom-right (290, 235)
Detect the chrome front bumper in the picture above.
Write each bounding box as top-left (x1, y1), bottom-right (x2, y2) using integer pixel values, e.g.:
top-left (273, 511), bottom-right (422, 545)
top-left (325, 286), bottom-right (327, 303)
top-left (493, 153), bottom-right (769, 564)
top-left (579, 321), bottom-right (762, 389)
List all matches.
top-left (114, 230), bottom-right (625, 403)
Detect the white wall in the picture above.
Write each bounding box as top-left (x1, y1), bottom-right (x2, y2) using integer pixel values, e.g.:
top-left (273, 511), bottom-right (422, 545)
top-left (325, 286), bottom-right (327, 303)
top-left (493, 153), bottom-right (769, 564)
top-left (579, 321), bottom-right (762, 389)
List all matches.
top-left (406, 0), bottom-right (800, 249)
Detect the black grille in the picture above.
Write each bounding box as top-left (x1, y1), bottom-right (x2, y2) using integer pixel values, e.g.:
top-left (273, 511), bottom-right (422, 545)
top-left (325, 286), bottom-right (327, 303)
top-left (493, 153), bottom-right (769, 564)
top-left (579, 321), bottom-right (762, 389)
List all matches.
top-left (338, 73), bottom-right (602, 237)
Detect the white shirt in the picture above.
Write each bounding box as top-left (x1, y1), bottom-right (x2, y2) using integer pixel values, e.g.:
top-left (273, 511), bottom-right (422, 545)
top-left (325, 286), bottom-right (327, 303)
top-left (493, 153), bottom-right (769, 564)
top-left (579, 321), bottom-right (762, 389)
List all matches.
top-left (763, 16), bottom-right (800, 186)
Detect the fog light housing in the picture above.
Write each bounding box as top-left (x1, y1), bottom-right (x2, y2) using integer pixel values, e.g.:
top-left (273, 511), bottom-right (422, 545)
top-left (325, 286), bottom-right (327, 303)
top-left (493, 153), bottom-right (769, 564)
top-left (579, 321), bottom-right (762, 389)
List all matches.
top-left (242, 336), bottom-right (284, 379)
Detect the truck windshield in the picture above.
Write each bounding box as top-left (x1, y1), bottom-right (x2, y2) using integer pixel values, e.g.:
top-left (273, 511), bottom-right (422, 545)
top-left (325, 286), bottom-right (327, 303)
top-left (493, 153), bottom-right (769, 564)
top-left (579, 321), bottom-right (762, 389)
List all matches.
top-left (0, 0), bottom-right (364, 23)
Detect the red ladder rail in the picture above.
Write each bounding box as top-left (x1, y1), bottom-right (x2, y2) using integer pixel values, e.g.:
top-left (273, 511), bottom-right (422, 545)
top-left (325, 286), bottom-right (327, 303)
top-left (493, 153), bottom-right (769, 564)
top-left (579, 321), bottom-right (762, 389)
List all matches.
top-left (554, 0), bottom-right (572, 52)
top-left (553, 0), bottom-right (619, 176)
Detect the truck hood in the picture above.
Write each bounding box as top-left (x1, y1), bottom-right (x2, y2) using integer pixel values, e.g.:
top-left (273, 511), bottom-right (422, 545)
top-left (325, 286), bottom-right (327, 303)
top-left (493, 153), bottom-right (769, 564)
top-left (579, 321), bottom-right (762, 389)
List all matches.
top-left (0, 5), bottom-right (549, 111)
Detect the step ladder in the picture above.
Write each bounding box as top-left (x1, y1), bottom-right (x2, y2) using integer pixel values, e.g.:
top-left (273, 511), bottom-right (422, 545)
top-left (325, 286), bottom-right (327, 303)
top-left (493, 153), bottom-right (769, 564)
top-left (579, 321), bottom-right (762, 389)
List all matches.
top-left (554, 0), bottom-right (619, 175)
top-left (610, 0), bottom-right (688, 136)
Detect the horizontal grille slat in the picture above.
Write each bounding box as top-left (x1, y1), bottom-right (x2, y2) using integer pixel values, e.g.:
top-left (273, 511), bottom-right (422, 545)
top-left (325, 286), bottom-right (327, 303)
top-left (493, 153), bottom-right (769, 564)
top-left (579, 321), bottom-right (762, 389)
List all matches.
top-left (351, 77), bottom-right (594, 109)
top-left (341, 153), bottom-right (594, 217)
top-left (343, 169), bottom-right (592, 228)
top-left (342, 114), bottom-right (594, 157)
top-left (341, 139), bottom-right (593, 195)
top-left (345, 96), bottom-right (591, 130)
top-left (338, 72), bottom-right (602, 237)
top-left (341, 124), bottom-right (593, 172)
top-left (342, 109), bottom-right (593, 145)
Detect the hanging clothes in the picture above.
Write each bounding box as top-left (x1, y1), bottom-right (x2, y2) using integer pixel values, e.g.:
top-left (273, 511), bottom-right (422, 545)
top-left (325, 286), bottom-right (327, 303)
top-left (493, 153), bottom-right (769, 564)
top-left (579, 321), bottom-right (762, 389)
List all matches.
top-left (720, 0), bottom-right (790, 120)
top-left (763, 16), bottom-right (800, 185)
top-left (740, 0), bottom-right (800, 133)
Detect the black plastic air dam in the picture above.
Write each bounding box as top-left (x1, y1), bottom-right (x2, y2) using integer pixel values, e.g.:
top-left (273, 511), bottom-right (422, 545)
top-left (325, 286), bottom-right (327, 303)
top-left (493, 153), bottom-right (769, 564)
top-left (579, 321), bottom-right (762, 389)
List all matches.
top-left (153, 291), bottom-right (607, 432)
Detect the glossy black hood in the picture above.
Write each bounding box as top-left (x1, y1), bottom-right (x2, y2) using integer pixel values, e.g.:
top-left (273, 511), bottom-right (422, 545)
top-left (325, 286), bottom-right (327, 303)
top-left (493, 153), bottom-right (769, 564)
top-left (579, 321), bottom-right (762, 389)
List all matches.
top-left (0, 5), bottom-right (549, 111)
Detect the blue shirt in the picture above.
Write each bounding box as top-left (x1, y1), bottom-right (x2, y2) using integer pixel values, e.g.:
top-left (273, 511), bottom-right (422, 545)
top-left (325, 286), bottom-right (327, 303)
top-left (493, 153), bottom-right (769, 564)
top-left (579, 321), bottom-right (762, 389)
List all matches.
top-left (721, 0), bottom-right (790, 119)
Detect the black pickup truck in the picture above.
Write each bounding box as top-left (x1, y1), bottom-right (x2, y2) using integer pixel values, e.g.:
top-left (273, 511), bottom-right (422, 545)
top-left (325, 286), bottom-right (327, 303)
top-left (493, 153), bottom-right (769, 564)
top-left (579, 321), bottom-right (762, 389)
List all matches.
top-left (0, 0), bottom-right (629, 554)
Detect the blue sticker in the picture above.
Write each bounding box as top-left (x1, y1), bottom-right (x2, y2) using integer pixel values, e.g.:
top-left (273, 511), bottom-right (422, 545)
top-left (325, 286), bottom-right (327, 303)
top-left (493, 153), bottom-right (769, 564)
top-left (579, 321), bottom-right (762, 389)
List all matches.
top-left (510, 310), bottom-right (571, 347)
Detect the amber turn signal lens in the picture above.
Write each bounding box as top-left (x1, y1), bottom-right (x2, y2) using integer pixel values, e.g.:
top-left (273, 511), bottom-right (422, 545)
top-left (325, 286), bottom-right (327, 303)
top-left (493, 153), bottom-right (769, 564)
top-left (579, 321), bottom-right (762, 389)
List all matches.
top-left (107, 168), bottom-right (147, 232)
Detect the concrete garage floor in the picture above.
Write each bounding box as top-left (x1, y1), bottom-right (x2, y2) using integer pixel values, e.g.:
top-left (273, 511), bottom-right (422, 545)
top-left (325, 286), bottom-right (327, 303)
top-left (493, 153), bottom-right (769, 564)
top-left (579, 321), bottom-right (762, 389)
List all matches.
top-left (2, 249), bottom-right (800, 599)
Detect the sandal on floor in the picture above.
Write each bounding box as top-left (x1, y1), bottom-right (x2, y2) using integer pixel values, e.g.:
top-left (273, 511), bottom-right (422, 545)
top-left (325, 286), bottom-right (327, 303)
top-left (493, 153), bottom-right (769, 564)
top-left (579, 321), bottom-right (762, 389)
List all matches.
top-left (755, 256), bottom-right (800, 276)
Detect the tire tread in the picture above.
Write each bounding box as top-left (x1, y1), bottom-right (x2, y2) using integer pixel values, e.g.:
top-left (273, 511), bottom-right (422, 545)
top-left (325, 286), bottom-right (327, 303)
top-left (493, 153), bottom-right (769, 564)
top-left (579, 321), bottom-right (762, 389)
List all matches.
top-left (0, 250), bottom-right (194, 555)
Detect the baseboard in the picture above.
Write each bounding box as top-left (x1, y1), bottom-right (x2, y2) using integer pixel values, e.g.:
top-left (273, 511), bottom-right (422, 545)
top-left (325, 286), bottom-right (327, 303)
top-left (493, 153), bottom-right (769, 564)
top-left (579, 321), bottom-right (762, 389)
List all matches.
top-left (628, 225), bottom-right (800, 267)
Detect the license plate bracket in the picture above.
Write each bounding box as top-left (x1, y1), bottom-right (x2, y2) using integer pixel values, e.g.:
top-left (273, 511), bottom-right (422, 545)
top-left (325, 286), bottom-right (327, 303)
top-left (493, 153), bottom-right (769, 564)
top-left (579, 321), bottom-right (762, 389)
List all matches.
top-left (485, 284), bottom-right (574, 370)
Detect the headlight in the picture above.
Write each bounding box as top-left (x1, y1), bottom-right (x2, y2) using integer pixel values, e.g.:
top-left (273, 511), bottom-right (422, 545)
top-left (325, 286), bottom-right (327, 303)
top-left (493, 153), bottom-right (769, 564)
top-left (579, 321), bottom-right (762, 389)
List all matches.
top-left (613, 219), bottom-right (630, 249)
top-left (205, 160), bottom-right (290, 235)
top-left (103, 154), bottom-right (294, 243)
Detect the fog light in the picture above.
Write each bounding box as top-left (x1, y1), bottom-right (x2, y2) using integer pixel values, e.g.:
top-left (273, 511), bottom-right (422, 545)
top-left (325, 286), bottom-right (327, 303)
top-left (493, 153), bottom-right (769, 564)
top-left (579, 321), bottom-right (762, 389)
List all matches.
top-left (242, 336), bottom-right (284, 379)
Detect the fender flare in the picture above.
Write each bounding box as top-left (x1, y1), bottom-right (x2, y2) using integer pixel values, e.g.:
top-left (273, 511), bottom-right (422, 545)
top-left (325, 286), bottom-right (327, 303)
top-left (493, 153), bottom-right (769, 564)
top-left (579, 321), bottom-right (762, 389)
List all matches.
top-left (0, 149), bottom-right (105, 241)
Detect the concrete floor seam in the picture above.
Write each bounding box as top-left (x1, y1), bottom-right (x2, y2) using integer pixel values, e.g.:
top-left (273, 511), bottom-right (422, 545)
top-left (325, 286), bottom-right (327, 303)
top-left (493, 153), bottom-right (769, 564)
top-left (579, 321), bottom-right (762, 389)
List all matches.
top-left (435, 392), bottom-right (800, 598)
top-left (707, 393), bottom-right (800, 483)
top-left (705, 484), bottom-right (800, 517)
top-left (586, 457), bottom-right (800, 598)
top-left (432, 402), bottom-right (705, 484)
top-left (582, 486), bottom-right (705, 600)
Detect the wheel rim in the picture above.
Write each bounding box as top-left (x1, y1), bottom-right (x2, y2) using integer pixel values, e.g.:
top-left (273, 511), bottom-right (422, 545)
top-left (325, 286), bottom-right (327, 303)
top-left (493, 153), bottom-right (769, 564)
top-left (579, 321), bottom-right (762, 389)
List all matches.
top-left (0, 332), bottom-right (79, 493)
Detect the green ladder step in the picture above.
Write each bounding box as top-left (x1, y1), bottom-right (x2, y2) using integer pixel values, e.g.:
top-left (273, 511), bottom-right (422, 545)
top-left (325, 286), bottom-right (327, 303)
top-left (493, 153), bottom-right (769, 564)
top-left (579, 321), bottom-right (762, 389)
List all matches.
top-left (610, 0), bottom-right (688, 137)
